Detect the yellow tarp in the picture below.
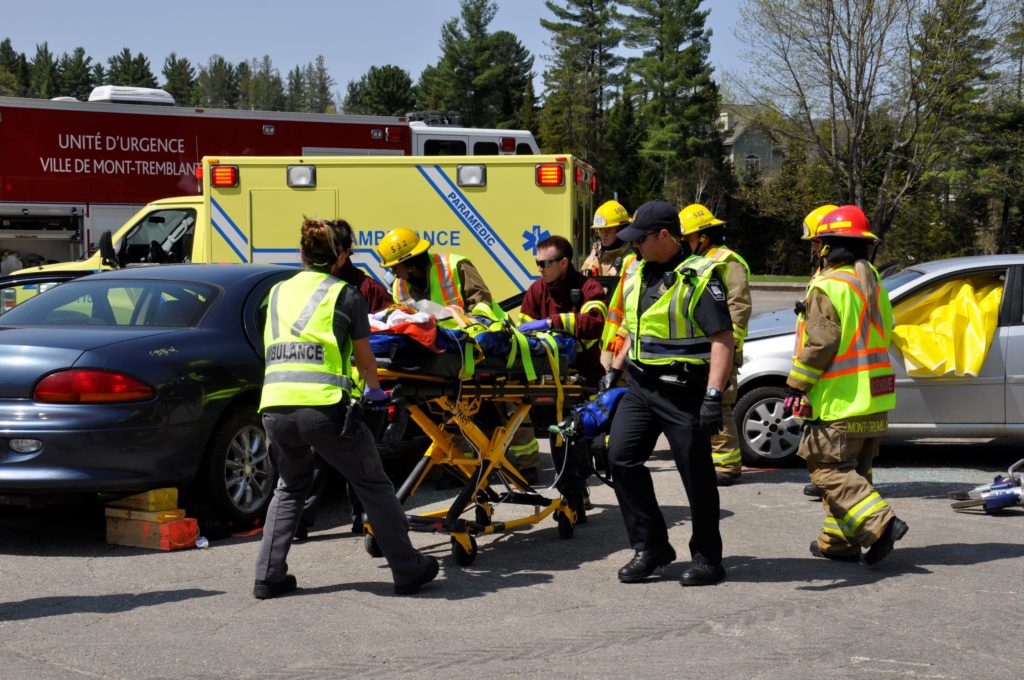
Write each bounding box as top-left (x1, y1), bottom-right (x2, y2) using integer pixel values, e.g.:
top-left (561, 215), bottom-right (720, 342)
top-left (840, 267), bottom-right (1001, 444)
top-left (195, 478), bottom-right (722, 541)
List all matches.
top-left (891, 276), bottom-right (1002, 377)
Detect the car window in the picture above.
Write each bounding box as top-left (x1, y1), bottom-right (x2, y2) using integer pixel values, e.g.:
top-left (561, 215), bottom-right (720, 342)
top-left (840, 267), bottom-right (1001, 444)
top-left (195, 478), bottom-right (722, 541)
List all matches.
top-left (0, 279), bottom-right (217, 327)
top-left (882, 268), bottom-right (925, 292)
top-left (0, 279), bottom-right (67, 315)
top-left (118, 209), bottom-right (197, 265)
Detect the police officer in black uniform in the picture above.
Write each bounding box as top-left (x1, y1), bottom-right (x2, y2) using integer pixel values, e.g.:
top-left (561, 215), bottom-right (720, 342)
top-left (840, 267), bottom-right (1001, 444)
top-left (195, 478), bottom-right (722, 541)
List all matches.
top-left (598, 200), bottom-right (735, 586)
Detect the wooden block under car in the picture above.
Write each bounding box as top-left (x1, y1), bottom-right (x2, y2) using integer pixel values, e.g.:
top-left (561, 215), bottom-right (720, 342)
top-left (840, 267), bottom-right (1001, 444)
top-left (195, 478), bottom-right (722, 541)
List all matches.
top-left (106, 487), bottom-right (178, 512)
top-left (105, 516), bottom-right (199, 551)
top-left (104, 506), bottom-right (186, 523)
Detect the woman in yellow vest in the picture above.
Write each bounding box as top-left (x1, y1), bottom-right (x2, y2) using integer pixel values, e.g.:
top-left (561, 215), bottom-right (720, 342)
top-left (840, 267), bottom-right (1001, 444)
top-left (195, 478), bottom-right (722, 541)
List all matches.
top-left (679, 203), bottom-right (752, 486)
top-left (254, 218), bottom-right (440, 599)
top-left (784, 205), bottom-right (907, 565)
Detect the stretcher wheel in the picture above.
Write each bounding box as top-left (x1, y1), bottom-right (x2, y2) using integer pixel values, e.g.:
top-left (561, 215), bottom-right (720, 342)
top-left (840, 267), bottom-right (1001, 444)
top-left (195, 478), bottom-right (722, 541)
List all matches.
top-left (364, 533), bottom-right (384, 558)
top-left (556, 511), bottom-right (575, 540)
top-left (451, 535), bottom-right (478, 566)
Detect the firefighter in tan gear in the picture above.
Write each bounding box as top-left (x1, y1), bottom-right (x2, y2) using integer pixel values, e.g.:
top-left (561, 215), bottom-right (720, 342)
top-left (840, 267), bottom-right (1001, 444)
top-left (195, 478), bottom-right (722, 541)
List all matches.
top-left (783, 205), bottom-right (908, 565)
top-left (582, 200), bottom-right (633, 276)
top-left (679, 204), bottom-right (751, 486)
top-left (377, 227), bottom-right (492, 310)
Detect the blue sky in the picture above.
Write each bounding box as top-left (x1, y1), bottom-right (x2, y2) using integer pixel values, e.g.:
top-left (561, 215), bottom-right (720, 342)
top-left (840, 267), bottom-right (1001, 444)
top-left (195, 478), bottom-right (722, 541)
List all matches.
top-left (5, 0), bottom-right (748, 100)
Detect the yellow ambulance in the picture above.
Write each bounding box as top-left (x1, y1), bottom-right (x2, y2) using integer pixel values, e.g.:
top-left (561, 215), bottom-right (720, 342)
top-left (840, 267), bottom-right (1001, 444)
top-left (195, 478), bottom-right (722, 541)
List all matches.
top-left (3, 154), bottom-right (596, 309)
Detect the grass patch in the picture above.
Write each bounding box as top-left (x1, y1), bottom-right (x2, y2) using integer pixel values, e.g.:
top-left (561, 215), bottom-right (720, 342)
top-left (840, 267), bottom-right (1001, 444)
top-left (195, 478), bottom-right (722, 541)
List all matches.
top-left (751, 274), bottom-right (807, 283)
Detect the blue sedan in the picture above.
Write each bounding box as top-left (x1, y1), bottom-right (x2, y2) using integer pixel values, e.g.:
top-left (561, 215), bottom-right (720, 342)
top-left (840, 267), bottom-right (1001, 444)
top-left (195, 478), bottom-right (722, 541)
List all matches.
top-left (0, 264), bottom-right (297, 525)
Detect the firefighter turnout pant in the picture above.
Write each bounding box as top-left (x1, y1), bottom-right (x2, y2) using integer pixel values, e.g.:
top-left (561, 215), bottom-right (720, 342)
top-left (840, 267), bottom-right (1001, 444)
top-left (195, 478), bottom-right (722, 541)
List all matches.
top-left (711, 354), bottom-right (743, 477)
top-left (799, 419), bottom-right (895, 557)
top-left (607, 372), bottom-right (723, 564)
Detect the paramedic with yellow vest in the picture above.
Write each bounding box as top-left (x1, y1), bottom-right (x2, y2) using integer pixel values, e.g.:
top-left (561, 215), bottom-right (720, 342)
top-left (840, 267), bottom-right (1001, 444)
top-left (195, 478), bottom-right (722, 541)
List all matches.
top-left (600, 200), bottom-right (734, 586)
top-left (254, 219), bottom-right (440, 599)
top-left (784, 205), bottom-right (908, 565)
top-left (377, 227), bottom-right (492, 310)
top-left (680, 203), bottom-right (752, 486)
top-left (581, 200), bottom-right (633, 276)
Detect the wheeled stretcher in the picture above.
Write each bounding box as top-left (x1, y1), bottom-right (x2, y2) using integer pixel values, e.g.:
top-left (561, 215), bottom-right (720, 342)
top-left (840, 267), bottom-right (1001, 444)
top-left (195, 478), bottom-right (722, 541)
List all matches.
top-left (363, 365), bottom-right (593, 566)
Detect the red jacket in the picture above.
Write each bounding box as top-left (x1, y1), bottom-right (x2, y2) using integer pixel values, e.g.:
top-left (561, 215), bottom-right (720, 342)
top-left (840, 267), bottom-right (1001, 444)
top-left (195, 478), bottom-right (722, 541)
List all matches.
top-left (520, 266), bottom-right (607, 383)
top-left (339, 262), bottom-right (391, 313)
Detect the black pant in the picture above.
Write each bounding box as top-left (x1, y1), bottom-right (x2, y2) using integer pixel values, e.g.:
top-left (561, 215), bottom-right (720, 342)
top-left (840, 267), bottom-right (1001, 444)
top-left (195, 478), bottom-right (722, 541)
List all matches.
top-left (607, 374), bottom-right (722, 564)
top-left (300, 453), bottom-right (365, 530)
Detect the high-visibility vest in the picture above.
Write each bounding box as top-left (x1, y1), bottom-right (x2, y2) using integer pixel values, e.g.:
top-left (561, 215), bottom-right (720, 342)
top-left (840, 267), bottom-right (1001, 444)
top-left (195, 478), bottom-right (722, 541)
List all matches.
top-left (791, 264), bottom-right (896, 421)
top-left (704, 245), bottom-right (751, 346)
top-left (601, 252), bottom-right (641, 352)
top-left (260, 271), bottom-right (355, 411)
top-left (392, 252), bottom-right (467, 309)
top-left (623, 254), bottom-right (726, 366)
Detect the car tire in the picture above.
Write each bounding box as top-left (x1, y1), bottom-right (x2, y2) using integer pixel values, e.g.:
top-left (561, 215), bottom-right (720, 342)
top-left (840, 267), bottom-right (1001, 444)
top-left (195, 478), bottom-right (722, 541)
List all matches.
top-left (197, 406), bottom-right (276, 526)
top-left (735, 385), bottom-right (803, 467)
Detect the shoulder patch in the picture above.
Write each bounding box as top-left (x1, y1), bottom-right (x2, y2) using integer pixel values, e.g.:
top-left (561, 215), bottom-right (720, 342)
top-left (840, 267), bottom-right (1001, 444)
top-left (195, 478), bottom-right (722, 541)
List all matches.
top-left (706, 279), bottom-right (726, 302)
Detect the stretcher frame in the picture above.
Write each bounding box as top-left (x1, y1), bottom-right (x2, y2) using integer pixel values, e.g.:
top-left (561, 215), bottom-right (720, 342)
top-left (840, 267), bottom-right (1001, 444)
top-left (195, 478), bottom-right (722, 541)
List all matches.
top-left (364, 367), bottom-right (593, 565)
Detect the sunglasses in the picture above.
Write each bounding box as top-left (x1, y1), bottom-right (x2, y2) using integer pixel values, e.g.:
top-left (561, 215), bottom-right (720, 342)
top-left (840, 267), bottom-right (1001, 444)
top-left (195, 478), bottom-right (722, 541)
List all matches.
top-left (632, 230), bottom-right (659, 246)
top-left (536, 256), bottom-right (566, 269)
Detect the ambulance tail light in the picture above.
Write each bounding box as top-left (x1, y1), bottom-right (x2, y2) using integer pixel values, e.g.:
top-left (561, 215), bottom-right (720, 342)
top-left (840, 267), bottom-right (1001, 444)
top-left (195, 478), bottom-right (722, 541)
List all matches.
top-left (500, 137), bottom-right (515, 153)
top-left (456, 164), bottom-right (487, 187)
top-left (536, 164), bottom-right (564, 187)
top-left (210, 165), bottom-right (239, 188)
top-left (287, 165), bottom-right (317, 188)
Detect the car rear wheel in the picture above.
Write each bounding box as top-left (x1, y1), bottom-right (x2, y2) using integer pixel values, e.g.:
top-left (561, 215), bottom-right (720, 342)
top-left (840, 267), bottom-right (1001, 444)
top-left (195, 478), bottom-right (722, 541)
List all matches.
top-left (198, 407), bottom-right (276, 526)
top-left (735, 385), bottom-right (803, 467)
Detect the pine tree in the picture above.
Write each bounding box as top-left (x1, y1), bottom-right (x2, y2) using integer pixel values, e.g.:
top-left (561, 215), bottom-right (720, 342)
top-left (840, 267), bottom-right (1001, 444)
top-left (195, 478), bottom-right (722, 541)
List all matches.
top-left (540, 0), bottom-right (624, 167)
top-left (106, 48), bottom-right (157, 87)
top-left (0, 39), bottom-right (22, 96)
top-left (58, 47), bottom-right (95, 101)
top-left (285, 66), bottom-right (305, 112)
top-left (30, 43), bottom-right (59, 99)
top-left (343, 65), bottom-right (415, 116)
top-left (162, 53), bottom-right (196, 106)
top-left (623, 0), bottom-right (721, 196)
top-left (236, 60), bottom-right (253, 110)
top-left (248, 56), bottom-right (285, 111)
top-left (305, 55), bottom-right (335, 113)
top-left (195, 55), bottom-right (238, 109)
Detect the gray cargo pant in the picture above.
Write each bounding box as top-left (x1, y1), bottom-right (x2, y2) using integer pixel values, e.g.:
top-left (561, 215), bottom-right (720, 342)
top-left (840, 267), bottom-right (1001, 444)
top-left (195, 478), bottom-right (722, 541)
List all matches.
top-left (254, 405), bottom-right (423, 585)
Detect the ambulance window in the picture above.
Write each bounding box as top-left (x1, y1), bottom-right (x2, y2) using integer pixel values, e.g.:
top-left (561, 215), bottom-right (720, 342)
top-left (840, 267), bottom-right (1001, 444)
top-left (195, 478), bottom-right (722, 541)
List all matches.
top-left (424, 139), bottom-right (467, 156)
top-left (473, 141), bottom-right (499, 155)
top-left (516, 143), bottom-right (534, 155)
top-left (121, 209), bottom-right (197, 265)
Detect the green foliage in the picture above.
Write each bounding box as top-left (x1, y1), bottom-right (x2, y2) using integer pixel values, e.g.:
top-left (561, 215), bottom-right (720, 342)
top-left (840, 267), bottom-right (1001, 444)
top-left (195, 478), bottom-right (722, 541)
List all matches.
top-left (344, 65), bottom-right (415, 116)
top-left (195, 55), bottom-right (238, 108)
top-left (162, 53), bottom-right (196, 106)
top-left (30, 43), bottom-right (58, 98)
top-left (106, 47), bottom-right (157, 88)
top-left (58, 48), bottom-right (95, 101)
top-left (246, 56), bottom-right (285, 112)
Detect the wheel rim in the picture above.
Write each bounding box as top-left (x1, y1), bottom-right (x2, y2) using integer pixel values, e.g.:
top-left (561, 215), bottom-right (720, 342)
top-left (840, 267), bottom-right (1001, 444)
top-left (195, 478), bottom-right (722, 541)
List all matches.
top-left (742, 397), bottom-right (802, 461)
top-left (223, 424), bottom-right (274, 513)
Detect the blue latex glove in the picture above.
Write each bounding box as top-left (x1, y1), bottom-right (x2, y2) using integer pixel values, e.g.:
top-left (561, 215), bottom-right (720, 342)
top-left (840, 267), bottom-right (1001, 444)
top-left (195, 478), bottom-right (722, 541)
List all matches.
top-left (362, 386), bottom-right (389, 411)
top-left (517, 319), bottom-right (551, 333)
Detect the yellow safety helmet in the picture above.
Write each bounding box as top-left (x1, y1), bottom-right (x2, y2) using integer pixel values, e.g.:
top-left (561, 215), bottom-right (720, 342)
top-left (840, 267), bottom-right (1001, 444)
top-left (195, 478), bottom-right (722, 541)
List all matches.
top-left (802, 204), bottom-right (839, 240)
top-left (679, 203), bottom-right (725, 236)
top-left (592, 200), bottom-right (631, 230)
top-left (377, 227), bottom-right (429, 268)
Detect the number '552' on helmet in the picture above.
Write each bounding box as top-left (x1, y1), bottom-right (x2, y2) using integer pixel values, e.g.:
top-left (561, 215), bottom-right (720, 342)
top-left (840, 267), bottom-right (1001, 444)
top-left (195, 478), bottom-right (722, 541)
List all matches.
top-left (377, 227), bottom-right (430, 267)
top-left (679, 203), bottom-right (724, 236)
top-left (592, 200), bottom-right (631, 230)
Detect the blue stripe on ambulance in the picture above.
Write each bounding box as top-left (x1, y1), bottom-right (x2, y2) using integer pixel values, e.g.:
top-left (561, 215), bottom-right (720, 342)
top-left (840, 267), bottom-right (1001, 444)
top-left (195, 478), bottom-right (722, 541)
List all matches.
top-left (210, 198), bottom-right (249, 262)
top-left (417, 165), bottom-right (535, 292)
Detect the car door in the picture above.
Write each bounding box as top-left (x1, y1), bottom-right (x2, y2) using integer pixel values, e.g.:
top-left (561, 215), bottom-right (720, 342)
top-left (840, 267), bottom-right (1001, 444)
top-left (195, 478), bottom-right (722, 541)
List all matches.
top-left (888, 266), bottom-right (1009, 429)
top-left (1000, 265), bottom-right (1024, 431)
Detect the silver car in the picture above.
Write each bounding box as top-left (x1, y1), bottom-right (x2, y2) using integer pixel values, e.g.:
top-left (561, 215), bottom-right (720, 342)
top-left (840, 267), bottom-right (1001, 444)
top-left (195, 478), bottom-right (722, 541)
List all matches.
top-left (736, 254), bottom-right (1024, 466)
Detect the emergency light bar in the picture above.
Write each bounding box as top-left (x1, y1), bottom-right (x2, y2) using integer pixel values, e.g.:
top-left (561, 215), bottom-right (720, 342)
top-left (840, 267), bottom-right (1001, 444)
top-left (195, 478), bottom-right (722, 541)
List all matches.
top-left (500, 137), bottom-right (515, 153)
top-left (210, 165), bottom-right (239, 188)
top-left (535, 163), bottom-right (564, 187)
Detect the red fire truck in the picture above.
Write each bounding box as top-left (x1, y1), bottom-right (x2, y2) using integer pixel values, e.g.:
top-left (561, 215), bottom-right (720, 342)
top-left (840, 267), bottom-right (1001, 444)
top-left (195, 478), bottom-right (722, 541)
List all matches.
top-left (0, 86), bottom-right (538, 270)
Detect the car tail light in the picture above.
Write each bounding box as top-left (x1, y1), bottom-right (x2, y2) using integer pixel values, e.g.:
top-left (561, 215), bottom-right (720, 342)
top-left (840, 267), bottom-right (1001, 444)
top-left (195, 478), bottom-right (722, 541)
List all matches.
top-left (34, 370), bottom-right (155, 403)
top-left (210, 165), bottom-right (239, 187)
top-left (536, 163), bottom-right (564, 187)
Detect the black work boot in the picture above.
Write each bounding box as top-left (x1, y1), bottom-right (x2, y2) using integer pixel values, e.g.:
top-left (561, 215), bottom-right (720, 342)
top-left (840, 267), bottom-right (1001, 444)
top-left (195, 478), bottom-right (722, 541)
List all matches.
top-left (680, 557), bottom-right (726, 586)
top-left (394, 555), bottom-right (440, 596)
top-left (809, 541), bottom-right (860, 563)
top-left (253, 574), bottom-right (298, 600)
top-left (617, 544), bottom-right (676, 583)
top-left (716, 472), bottom-right (740, 487)
top-left (863, 517), bottom-right (908, 566)
top-left (803, 483), bottom-right (823, 499)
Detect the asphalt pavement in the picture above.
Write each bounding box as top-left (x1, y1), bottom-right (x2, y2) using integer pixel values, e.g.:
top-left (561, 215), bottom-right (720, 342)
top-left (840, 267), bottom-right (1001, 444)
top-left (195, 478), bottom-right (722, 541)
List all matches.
top-left (2, 284), bottom-right (1021, 679)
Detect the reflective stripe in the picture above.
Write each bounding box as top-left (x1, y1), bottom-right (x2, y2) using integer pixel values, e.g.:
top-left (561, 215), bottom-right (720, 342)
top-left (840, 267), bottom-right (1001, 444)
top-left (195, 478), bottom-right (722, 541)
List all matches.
top-left (712, 449), bottom-right (741, 466)
top-left (292, 275), bottom-right (341, 336)
top-left (581, 300), bottom-right (608, 317)
top-left (264, 372), bottom-right (355, 388)
top-left (269, 286), bottom-right (282, 339)
top-left (823, 516), bottom-right (855, 538)
top-left (433, 253), bottom-right (465, 308)
top-left (843, 491), bottom-right (889, 533)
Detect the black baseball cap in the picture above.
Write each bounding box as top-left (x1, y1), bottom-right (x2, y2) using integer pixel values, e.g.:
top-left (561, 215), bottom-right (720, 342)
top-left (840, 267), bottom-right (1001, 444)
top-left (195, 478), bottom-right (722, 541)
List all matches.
top-left (616, 200), bottom-right (681, 242)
